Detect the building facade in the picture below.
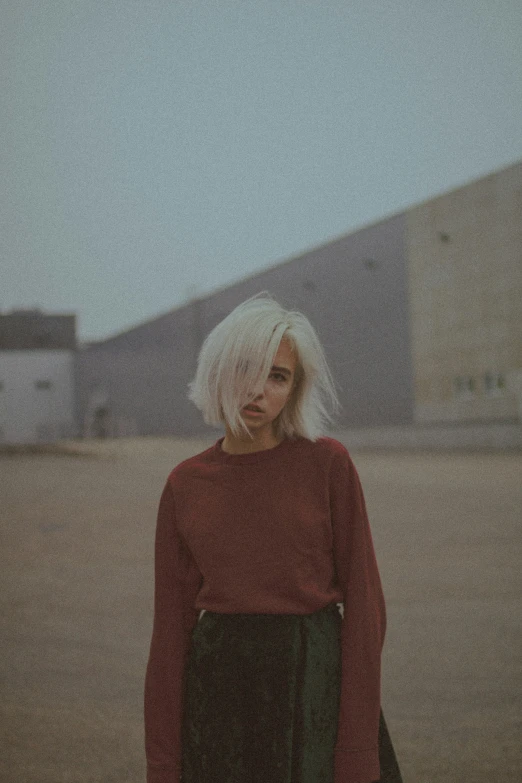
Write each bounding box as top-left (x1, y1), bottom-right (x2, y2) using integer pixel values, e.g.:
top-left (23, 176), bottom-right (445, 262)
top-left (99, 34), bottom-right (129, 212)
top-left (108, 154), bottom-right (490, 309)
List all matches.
top-left (406, 161), bottom-right (522, 425)
top-left (72, 159), bottom-right (521, 441)
top-left (0, 311), bottom-right (77, 444)
top-left (75, 211), bottom-right (414, 438)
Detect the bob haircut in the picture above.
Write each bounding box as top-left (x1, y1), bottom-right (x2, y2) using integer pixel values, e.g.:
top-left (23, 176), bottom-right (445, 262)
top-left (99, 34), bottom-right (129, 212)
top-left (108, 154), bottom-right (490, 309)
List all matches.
top-left (187, 291), bottom-right (342, 442)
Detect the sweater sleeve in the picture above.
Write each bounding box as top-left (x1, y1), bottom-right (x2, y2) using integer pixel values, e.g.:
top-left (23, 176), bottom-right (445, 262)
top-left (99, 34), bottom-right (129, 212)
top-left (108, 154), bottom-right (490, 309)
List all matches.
top-left (144, 479), bottom-right (201, 783)
top-left (329, 448), bottom-right (386, 783)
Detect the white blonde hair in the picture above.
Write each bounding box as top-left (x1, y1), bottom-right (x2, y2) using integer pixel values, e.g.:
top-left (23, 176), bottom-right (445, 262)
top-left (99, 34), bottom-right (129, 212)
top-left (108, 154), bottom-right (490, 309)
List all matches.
top-left (187, 291), bottom-right (342, 441)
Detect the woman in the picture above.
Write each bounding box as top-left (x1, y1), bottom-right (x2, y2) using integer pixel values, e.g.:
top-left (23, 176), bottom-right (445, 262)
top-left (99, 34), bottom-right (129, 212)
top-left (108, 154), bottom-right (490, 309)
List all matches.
top-left (144, 292), bottom-right (402, 783)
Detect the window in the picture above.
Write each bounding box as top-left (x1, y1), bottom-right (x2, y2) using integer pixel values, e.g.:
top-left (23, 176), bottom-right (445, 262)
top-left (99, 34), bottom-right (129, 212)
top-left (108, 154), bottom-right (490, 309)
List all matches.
top-left (453, 376), bottom-right (476, 400)
top-left (363, 258), bottom-right (377, 270)
top-left (35, 380), bottom-right (52, 390)
top-left (484, 372), bottom-right (505, 396)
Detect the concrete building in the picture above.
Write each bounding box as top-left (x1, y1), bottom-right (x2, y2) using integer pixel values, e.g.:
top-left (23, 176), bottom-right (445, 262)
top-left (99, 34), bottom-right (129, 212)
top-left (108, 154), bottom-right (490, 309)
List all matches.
top-left (0, 310), bottom-right (77, 444)
top-left (407, 162), bottom-right (522, 426)
top-left (74, 159), bottom-right (521, 447)
top-left (75, 211), bottom-right (413, 439)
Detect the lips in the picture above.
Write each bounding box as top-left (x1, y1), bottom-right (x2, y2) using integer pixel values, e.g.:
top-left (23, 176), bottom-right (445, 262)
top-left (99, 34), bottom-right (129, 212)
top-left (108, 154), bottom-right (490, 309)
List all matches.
top-left (243, 405), bottom-right (263, 412)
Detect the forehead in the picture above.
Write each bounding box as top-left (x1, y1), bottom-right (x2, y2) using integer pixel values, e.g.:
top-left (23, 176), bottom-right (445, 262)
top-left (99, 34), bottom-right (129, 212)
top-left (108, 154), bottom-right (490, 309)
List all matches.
top-left (274, 338), bottom-right (297, 372)
top-left (235, 337), bottom-right (297, 375)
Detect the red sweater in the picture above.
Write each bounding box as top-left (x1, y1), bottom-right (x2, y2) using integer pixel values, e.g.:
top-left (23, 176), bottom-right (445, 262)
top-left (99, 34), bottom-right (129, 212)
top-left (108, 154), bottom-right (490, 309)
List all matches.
top-left (144, 435), bottom-right (386, 783)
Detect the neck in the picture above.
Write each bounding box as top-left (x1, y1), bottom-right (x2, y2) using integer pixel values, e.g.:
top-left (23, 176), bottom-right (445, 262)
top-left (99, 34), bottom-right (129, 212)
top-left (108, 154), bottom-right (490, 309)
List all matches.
top-left (222, 426), bottom-right (282, 455)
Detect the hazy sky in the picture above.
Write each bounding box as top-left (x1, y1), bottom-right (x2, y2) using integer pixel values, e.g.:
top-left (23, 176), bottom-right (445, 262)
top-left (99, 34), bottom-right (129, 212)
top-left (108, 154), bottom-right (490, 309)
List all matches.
top-left (2, 1), bottom-right (522, 341)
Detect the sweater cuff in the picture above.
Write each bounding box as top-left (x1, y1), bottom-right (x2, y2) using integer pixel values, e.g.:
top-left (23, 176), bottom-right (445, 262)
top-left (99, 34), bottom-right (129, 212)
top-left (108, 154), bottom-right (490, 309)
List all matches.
top-left (334, 746), bottom-right (380, 783)
top-left (146, 763), bottom-right (180, 783)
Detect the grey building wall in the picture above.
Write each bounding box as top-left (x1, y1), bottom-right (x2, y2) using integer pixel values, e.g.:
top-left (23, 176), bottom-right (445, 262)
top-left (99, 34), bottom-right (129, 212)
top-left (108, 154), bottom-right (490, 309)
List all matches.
top-left (75, 213), bottom-right (414, 437)
top-left (406, 160), bottom-right (522, 424)
top-left (0, 311), bottom-right (77, 443)
top-left (75, 306), bottom-right (201, 438)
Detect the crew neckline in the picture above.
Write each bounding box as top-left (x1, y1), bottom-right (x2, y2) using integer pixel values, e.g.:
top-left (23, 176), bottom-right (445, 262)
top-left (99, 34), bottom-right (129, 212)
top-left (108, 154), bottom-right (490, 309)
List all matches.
top-left (213, 435), bottom-right (296, 464)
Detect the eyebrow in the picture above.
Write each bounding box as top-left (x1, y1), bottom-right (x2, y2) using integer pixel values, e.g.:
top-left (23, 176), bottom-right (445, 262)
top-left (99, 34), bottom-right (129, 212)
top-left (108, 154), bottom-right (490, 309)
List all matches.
top-left (271, 365), bottom-right (292, 377)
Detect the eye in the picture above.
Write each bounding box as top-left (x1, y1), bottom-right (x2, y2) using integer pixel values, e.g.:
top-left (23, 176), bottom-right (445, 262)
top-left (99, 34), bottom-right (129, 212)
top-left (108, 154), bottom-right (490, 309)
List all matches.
top-left (270, 372), bottom-right (287, 382)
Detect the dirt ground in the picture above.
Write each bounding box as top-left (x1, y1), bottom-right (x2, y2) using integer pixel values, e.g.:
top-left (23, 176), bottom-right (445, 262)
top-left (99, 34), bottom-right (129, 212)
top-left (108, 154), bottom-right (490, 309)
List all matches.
top-left (1, 435), bottom-right (521, 783)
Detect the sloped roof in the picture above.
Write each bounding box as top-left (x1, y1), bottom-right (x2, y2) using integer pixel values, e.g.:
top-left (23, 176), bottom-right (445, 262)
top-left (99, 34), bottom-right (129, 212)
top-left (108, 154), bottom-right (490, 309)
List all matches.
top-left (0, 311), bottom-right (77, 350)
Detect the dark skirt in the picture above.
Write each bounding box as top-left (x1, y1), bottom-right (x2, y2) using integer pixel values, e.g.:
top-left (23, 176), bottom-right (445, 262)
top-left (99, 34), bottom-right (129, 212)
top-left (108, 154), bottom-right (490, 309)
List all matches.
top-left (181, 603), bottom-right (402, 783)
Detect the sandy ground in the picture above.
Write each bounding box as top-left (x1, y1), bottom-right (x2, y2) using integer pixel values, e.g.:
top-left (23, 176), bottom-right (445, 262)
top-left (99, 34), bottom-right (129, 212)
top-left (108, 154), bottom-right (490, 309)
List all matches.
top-left (1, 435), bottom-right (521, 783)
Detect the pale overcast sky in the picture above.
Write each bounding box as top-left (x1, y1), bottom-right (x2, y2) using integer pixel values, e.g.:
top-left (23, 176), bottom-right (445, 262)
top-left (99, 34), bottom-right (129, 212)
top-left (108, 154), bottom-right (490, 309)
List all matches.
top-left (2, 1), bottom-right (521, 341)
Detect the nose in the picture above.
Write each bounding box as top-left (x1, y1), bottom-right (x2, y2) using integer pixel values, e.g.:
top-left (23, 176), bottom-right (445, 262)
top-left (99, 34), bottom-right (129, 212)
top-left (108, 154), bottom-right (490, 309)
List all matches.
top-left (248, 384), bottom-right (265, 402)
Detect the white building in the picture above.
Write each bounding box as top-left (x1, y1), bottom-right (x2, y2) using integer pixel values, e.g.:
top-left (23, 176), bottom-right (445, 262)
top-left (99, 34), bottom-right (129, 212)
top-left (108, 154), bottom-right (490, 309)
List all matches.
top-left (0, 310), bottom-right (77, 444)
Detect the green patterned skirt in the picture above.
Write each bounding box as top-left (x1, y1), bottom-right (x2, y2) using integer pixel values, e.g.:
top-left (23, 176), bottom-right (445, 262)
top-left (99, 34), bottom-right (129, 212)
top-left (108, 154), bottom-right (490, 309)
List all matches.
top-left (181, 602), bottom-right (402, 783)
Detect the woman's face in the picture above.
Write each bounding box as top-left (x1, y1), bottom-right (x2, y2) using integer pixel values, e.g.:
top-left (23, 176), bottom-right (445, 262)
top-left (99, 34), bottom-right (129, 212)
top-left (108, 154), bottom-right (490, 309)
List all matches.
top-left (240, 338), bottom-right (298, 432)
